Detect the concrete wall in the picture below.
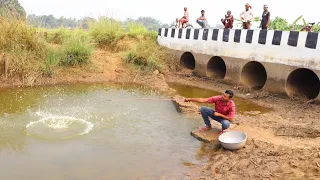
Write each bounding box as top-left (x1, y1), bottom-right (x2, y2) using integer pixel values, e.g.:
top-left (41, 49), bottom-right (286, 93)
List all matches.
top-left (158, 28), bottom-right (320, 100)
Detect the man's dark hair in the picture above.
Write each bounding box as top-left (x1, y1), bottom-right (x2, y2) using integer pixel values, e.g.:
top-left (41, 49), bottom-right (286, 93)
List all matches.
top-left (225, 90), bottom-right (234, 98)
top-left (201, 10), bottom-right (205, 13)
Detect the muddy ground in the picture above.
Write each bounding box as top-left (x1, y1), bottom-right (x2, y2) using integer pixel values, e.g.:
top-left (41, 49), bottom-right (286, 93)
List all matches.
top-left (1, 49), bottom-right (320, 180)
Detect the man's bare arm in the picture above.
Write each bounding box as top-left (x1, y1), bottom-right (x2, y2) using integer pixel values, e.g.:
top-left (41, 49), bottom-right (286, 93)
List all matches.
top-left (215, 112), bottom-right (234, 121)
top-left (185, 98), bottom-right (209, 103)
top-left (226, 15), bottom-right (233, 20)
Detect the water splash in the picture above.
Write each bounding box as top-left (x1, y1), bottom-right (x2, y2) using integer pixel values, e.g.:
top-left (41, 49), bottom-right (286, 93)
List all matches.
top-left (26, 116), bottom-right (94, 139)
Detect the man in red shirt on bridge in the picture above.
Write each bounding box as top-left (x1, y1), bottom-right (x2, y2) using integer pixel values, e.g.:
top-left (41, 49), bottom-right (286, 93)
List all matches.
top-left (185, 90), bottom-right (236, 134)
top-left (221, 10), bottom-right (234, 29)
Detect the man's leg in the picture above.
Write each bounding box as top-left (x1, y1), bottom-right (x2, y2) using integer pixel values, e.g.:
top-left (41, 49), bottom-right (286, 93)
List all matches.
top-left (180, 18), bottom-right (187, 28)
top-left (247, 23), bottom-right (251, 29)
top-left (243, 22), bottom-right (247, 29)
top-left (212, 116), bottom-right (231, 133)
top-left (262, 24), bottom-right (267, 30)
top-left (202, 21), bottom-right (208, 28)
top-left (200, 106), bottom-right (215, 130)
top-left (221, 19), bottom-right (226, 25)
top-left (196, 20), bottom-right (201, 27)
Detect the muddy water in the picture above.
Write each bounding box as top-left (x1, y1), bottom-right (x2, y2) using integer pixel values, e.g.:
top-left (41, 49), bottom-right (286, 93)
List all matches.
top-left (0, 84), bottom-right (202, 179)
top-left (170, 83), bottom-right (272, 115)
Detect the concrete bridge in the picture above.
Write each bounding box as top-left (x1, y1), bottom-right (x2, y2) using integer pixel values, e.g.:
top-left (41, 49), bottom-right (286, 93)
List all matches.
top-left (157, 28), bottom-right (320, 101)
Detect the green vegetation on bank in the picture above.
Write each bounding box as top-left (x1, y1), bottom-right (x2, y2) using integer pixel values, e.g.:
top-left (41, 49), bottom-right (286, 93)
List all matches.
top-left (0, 15), bottom-right (167, 85)
top-left (0, 18), bottom-right (46, 82)
top-left (88, 18), bottom-right (166, 71)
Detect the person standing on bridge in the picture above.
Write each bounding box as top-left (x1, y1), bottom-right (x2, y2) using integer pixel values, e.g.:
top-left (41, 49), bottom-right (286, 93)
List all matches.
top-left (240, 3), bottom-right (254, 29)
top-left (184, 90), bottom-right (236, 134)
top-left (260, 5), bottom-right (271, 30)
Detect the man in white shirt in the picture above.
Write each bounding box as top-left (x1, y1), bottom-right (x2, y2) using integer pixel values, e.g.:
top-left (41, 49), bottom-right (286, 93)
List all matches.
top-left (240, 3), bottom-right (254, 29)
top-left (178, 7), bottom-right (189, 28)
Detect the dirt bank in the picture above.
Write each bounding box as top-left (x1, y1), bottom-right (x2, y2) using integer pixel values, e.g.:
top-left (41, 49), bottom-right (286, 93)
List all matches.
top-left (166, 71), bottom-right (320, 180)
top-left (1, 48), bottom-right (320, 180)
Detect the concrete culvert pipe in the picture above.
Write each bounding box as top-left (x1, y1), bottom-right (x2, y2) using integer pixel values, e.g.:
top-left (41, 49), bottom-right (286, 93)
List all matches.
top-left (180, 52), bottom-right (195, 70)
top-left (241, 61), bottom-right (267, 90)
top-left (286, 68), bottom-right (320, 99)
top-left (206, 56), bottom-right (227, 79)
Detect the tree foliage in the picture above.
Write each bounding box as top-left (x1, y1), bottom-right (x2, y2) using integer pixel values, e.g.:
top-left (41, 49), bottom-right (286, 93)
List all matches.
top-left (269, 15), bottom-right (320, 31)
top-left (27, 14), bottom-right (97, 29)
top-left (0, 0), bottom-right (26, 20)
top-left (27, 14), bottom-right (168, 31)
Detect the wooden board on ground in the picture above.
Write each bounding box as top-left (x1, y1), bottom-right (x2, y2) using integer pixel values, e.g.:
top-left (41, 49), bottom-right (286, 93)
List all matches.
top-left (191, 123), bottom-right (237, 143)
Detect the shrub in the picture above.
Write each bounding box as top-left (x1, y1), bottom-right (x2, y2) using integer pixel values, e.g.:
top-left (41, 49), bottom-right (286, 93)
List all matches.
top-left (60, 33), bottom-right (94, 66)
top-left (89, 18), bottom-right (125, 47)
top-left (0, 18), bottom-right (46, 84)
top-left (126, 22), bottom-right (148, 38)
top-left (46, 28), bottom-right (72, 44)
top-left (44, 47), bottom-right (62, 76)
top-left (124, 38), bottom-right (165, 71)
top-left (0, 18), bottom-right (45, 53)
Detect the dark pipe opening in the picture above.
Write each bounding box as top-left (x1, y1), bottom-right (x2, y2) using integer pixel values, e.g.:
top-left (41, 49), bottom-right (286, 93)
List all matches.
top-left (206, 56), bottom-right (226, 79)
top-left (241, 61), bottom-right (267, 90)
top-left (286, 68), bottom-right (320, 99)
top-left (180, 52), bottom-right (195, 70)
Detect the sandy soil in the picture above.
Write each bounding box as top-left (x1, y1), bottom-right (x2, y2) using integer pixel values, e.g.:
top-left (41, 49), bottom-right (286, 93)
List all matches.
top-left (1, 49), bottom-right (320, 180)
top-left (167, 71), bottom-right (320, 180)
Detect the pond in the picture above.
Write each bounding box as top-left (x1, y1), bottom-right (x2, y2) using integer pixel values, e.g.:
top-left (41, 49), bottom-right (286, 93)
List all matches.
top-left (0, 83), bottom-right (271, 179)
top-left (0, 84), bottom-right (202, 179)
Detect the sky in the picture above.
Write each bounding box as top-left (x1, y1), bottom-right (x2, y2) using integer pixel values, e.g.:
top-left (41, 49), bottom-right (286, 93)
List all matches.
top-left (19, 0), bottom-right (319, 27)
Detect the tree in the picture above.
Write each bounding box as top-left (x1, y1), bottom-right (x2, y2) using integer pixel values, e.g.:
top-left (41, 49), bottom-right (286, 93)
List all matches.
top-left (78, 17), bottom-right (96, 29)
top-left (135, 17), bottom-right (162, 31)
top-left (0, 0), bottom-right (26, 20)
top-left (268, 17), bottom-right (291, 31)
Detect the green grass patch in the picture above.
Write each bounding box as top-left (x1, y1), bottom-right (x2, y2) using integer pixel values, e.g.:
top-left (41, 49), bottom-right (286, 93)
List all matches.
top-left (126, 22), bottom-right (148, 38)
top-left (44, 47), bottom-right (62, 77)
top-left (124, 38), bottom-right (165, 71)
top-left (60, 33), bottom-right (95, 66)
top-left (89, 18), bottom-right (125, 47)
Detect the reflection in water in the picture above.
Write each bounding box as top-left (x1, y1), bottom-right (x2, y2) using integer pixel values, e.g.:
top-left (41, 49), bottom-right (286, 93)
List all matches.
top-left (0, 83), bottom-right (202, 179)
top-left (170, 83), bottom-right (272, 115)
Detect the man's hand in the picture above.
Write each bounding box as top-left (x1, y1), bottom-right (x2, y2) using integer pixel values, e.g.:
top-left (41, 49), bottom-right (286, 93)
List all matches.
top-left (214, 112), bottom-right (223, 117)
top-left (184, 98), bottom-right (190, 102)
top-left (215, 112), bottom-right (234, 122)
